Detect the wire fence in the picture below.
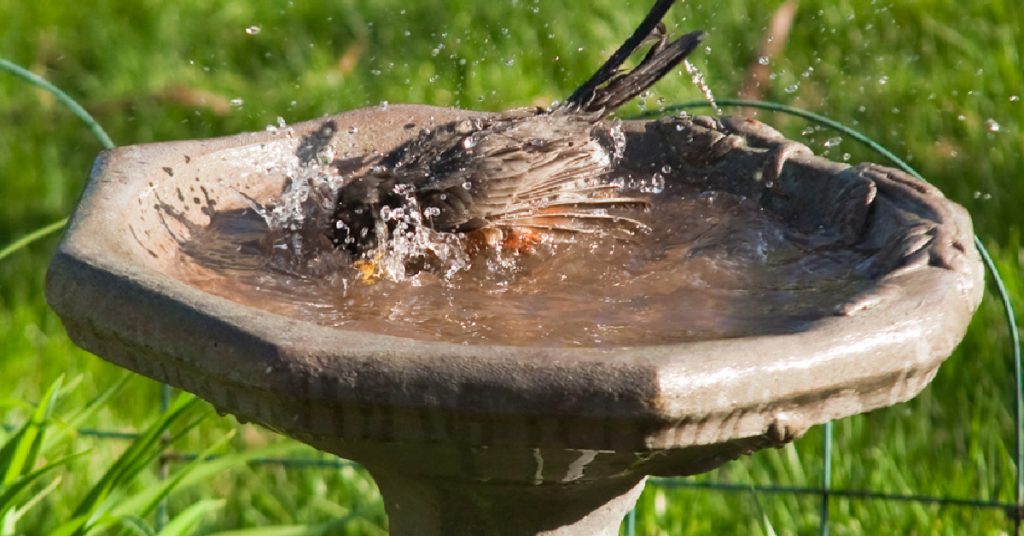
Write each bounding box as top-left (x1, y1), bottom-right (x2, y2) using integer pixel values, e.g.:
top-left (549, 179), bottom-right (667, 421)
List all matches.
top-left (3, 59), bottom-right (1023, 535)
top-left (50, 397), bottom-right (1024, 535)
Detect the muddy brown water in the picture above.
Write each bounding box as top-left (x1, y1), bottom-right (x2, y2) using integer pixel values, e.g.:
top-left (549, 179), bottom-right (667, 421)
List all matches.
top-left (171, 182), bottom-right (871, 347)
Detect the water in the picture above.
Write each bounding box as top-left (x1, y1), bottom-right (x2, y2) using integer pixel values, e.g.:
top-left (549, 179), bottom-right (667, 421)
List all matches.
top-left (171, 174), bottom-right (872, 347)
top-left (683, 60), bottom-right (720, 115)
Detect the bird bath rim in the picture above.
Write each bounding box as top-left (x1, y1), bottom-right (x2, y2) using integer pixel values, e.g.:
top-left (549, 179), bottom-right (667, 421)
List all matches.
top-left (47, 104), bottom-right (983, 456)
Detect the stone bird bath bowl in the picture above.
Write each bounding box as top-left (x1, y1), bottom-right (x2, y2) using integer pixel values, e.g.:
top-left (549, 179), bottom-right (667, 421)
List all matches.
top-left (47, 105), bottom-right (983, 535)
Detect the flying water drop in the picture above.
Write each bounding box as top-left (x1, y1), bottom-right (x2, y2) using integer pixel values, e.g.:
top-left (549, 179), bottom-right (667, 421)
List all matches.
top-left (683, 60), bottom-right (720, 115)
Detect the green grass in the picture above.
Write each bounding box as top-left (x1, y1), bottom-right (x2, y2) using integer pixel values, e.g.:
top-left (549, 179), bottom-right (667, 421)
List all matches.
top-left (1, 0), bottom-right (1021, 533)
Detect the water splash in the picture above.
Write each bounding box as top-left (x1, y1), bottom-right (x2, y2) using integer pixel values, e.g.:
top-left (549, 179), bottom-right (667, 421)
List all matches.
top-left (366, 185), bottom-right (473, 281)
top-left (608, 121), bottom-right (627, 162)
top-left (683, 60), bottom-right (720, 115)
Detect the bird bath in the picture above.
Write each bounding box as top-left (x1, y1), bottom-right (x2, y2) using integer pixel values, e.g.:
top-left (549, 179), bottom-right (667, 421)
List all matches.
top-left (47, 105), bottom-right (983, 535)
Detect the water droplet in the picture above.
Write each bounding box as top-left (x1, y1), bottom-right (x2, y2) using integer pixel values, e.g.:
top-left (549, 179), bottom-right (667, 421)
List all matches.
top-left (1010, 95), bottom-right (1020, 102)
top-left (660, 165), bottom-right (672, 174)
top-left (379, 100), bottom-right (389, 110)
top-left (784, 83), bottom-right (800, 94)
top-left (984, 119), bottom-right (1000, 132)
top-left (608, 123), bottom-right (626, 162)
top-left (957, 114), bottom-right (966, 121)
top-left (245, 25), bottom-right (262, 35)
top-left (348, 126), bottom-right (359, 134)
top-left (823, 136), bottom-right (842, 148)
top-left (230, 98), bottom-right (244, 107)
top-left (842, 153), bottom-right (851, 161)
top-left (683, 60), bottom-right (720, 115)
top-left (757, 56), bottom-right (770, 65)
top-left (504, 58), bottom-right (515, 66)
top-left (877, 75), bottom-right (889, 85)
top-left (642, 173), bottom-right (665, 194)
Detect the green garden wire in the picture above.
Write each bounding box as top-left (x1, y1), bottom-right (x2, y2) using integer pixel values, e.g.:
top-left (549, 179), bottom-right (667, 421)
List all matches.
top-left (0, 58), bottom-right (115, 262)
top-left (0, 218), bottom-right (68, 262)
top-left (0, 59), bottom-right (115, 149)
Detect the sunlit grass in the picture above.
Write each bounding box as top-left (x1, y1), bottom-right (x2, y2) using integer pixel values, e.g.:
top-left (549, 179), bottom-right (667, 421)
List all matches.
top-left (2, 0), bottom-right (1021, 533)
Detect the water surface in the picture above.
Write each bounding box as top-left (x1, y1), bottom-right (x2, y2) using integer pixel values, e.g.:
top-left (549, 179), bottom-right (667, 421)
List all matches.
top-left (171, 177), bottom-right (871, 347)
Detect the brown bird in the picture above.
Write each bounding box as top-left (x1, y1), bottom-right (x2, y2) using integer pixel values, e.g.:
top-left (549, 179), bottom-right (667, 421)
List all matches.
top-left (333, 0), bottom-right (702, 257)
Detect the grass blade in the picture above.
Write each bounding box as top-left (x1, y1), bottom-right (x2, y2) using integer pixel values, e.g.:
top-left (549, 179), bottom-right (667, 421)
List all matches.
top-left (0, 451), bottom-right (88, 518)
top-left (109, 430), bottom-right (238, 525)
top-left (154, 499), bottom-right (223, 536)
top-left (111, 516), bottom-right (155, 536)
top-left (0, 376), bottom-right (64, 487)
top-left (2, 474), bottom-right (63, 533)
top-left (45, 374), bottom-right (132, 451)
top-left (107, 439), bottom-right (305, 530)
top-left (68, 394), bottom-right (204, 529)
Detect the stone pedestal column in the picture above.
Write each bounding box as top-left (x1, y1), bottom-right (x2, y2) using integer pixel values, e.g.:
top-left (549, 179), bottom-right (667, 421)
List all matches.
top-left (370, 468), bottom-right (646, 536)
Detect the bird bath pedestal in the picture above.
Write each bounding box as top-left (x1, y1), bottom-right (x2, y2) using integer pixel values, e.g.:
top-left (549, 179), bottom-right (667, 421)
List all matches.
top-left (47, 105), bottom-right (983, 535)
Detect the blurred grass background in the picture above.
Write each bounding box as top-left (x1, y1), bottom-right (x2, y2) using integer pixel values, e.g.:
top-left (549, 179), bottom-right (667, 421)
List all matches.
top-left (1, 0), bottom-right (1021, 533)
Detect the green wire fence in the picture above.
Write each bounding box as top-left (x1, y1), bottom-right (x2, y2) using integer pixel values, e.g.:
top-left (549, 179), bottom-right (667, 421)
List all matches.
top-left (2, 60), bottom-right (1022, 535)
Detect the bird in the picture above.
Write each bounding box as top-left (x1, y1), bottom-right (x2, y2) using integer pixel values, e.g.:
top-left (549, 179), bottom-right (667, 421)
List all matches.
top-left (332, 0), bottom-right (703, 264)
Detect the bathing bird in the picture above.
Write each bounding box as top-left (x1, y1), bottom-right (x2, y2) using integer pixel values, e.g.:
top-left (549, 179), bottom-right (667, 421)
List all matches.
top-left (333, 0), bottom-right (703, 257)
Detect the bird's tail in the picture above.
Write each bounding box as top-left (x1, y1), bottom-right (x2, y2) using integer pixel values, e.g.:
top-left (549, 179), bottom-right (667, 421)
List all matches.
top-left (565, 0), bottom-right (703, 115)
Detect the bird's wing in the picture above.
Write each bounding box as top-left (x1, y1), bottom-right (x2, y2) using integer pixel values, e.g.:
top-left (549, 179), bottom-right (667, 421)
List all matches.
top-left (414, 118), bottom-right (650, 239)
